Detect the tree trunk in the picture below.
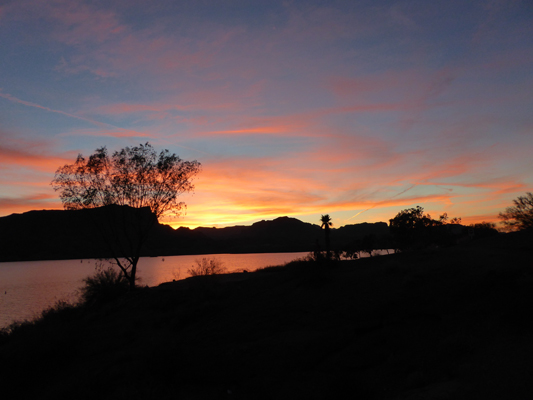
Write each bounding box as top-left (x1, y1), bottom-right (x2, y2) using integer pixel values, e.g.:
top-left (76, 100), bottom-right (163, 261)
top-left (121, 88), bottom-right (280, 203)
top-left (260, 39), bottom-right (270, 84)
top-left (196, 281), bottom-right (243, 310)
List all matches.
top-left (129, 258), bottom-right (138, 290)
top-left (325, 229), bottom-right (330, 260)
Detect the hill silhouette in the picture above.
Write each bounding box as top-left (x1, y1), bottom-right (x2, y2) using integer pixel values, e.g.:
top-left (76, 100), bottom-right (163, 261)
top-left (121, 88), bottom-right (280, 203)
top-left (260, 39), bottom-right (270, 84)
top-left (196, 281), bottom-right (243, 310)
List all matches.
top-left (0, 207), bottom-right (389, 262)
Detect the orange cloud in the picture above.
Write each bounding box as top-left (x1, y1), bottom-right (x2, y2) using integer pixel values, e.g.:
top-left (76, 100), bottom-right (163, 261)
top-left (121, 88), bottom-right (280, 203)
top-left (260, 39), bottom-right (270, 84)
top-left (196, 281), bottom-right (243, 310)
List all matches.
top-left (0, 194), bottom-right (61, 217)
top-left (459, 214), bottom-right (500, 226)
top-left (0, 145), bottom-right (70, 172)
top-left (164, 146), bottom-right (467, 229)
top-left (171, 188), bottom-right (457, 229)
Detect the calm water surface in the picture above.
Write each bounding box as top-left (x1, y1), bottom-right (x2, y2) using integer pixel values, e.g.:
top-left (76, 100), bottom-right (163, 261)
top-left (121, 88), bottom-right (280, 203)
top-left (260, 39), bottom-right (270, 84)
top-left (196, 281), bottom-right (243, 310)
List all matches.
top-left (0, 252), bottom-right (308, 328)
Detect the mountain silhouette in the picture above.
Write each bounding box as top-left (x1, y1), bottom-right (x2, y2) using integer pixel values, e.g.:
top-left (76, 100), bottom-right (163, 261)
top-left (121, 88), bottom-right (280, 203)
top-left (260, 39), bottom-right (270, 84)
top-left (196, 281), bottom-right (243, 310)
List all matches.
top-left (0, 207), bottom-right (389, 262)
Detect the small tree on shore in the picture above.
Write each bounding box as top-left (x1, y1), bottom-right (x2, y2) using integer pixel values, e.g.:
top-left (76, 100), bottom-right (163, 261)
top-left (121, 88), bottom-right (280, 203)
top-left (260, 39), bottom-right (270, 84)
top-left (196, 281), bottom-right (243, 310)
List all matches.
top-left (51, 142), bottom-right (201, 289)
top-left (499, 192), bottom-right (533, 231)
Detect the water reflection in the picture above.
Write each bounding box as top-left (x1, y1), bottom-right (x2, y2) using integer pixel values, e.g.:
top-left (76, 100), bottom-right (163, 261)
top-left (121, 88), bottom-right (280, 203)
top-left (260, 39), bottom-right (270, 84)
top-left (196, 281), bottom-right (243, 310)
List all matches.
top-left (0, 251), bottom-right (393, 328)
top-left (0, 252), bottom-right (308, 328)
top-left (141, 252), bottom-right (309, 286)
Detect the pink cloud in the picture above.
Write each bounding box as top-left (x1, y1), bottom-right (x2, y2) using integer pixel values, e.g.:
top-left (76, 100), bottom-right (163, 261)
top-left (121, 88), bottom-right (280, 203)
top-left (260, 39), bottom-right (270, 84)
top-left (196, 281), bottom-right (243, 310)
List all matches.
top-left (327, 67), bottom-right (457, 113)
top-left (2, 2), bottom-right (215, 81)
top-left (0, 194), bottom-right (61, 217)
top-left (0, 141), bottom-right (71, 172)
top-left (107, 33), bottom-right (213, 74)
top-left (95, 103), bottom-right (190, 115)
top-left (203, 125), bottom-right (300, 136)
top-left (196, 111), bottom-right (343, 138)
top-left (47, 1), bottom-right (127, 45)
top-left (59, 127), bottom-right (150, 138)
top-left (55, 57), bottom-right (118, 78)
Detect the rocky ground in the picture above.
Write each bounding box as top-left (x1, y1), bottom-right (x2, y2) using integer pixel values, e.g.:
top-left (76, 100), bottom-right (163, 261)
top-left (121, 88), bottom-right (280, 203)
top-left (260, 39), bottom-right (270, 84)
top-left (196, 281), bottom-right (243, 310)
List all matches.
top-left (1, 230), bottom-right (532, 399)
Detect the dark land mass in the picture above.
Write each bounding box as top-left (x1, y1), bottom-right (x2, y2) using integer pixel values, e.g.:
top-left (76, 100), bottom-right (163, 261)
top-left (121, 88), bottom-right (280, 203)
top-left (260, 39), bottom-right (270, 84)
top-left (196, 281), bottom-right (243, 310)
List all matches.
top-left (1, 230), bottom-right (533, 399)
top-left (0, 206), bottom-right (389, 262)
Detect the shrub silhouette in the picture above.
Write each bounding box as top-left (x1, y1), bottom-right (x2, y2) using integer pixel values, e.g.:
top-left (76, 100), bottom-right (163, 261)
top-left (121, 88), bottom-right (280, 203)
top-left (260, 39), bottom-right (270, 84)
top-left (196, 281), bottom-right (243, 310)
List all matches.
top-left (80, 267), bottom-right (130, 305)
top-left (187, 257), bottom-right (227, 277)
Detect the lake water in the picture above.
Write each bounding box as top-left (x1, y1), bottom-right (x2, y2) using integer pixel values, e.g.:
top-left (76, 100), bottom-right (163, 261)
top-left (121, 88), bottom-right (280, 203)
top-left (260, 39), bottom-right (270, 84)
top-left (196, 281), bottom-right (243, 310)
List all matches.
top-left (0, 252), bottom-right (309, 329)
top-left (0, 250), bottom-right (395, 329)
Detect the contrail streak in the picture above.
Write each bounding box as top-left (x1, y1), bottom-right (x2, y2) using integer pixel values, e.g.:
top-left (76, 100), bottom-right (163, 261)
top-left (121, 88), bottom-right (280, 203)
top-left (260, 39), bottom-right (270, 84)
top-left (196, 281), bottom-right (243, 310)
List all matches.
top-left (346, 184), bottom-right (417, 222)
top-left (0, 92), bottom-right (146, 136)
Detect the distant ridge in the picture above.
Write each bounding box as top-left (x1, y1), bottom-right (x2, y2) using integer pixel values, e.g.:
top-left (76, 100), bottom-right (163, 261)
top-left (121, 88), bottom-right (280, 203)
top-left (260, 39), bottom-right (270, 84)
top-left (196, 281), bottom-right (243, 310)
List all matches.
top-left (0, 207), bottom-right (389, 262)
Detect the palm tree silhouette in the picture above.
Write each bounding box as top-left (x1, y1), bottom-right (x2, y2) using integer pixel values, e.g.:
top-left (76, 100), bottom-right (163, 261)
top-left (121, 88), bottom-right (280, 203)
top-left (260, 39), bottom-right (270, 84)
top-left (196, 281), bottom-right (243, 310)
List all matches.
top-left (320, 214), bottom-right (333, 259)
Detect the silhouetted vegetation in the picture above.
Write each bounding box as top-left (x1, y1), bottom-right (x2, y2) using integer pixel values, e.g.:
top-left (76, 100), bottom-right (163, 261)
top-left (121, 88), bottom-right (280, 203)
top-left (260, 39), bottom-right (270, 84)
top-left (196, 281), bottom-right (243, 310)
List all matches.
top-left (50, 142), bottom-right (201, 289)
top-left (360, 234), bottom-right (377, 257)
top-left (80, 267), bottom-right (130, 306)
top-left (499, 192), bottom-right (533, 231)
top-left (339, 233), bottom-right (394, 260)
top-left (187, 257), bottom-right (227, 276)
top-left (389, 206), bottom-right (462, 251)
top-left (320, 214), bottom-right (333, 259)
top-left (341, 247), bottom-right (359, 260)
top-left (468, 222), bottom-right (499, 238)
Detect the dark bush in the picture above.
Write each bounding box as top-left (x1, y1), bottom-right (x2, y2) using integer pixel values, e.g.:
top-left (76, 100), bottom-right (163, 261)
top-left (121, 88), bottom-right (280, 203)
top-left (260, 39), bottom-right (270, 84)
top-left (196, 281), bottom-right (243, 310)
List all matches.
top-left (80, 267), bottom-right (130, 305)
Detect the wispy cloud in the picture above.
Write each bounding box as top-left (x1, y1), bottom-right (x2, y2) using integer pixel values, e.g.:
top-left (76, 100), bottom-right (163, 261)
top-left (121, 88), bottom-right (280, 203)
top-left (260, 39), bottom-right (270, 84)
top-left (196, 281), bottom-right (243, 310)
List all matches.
top-left (0, 194), bottom-right (61, 215)
top-left (57, 128), bottom-right (149, 139)
top-left (0, 92), bottom-right (110, 128)
top-left (204, 126), bottom-right (294, 136)
top-left (0, 136), bottom-right (72, 172)
top-left (0, 92), bottom-right (149, 139)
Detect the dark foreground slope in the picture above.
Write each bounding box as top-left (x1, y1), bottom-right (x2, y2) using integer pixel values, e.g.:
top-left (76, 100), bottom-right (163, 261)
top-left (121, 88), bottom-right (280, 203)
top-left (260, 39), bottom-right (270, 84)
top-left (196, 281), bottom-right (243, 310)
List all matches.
top-left (1, 231), bottom-right (532, 400)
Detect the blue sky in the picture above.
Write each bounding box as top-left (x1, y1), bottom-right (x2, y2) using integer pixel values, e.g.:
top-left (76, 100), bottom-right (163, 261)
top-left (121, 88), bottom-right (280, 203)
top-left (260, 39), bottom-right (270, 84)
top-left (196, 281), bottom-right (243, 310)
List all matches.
top-left (1, 0), bottom-right (532, 228)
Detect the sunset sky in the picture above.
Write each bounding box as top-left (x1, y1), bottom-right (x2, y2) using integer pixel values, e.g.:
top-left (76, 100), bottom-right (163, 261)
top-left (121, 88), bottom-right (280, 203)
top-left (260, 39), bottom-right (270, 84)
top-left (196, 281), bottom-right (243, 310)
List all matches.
top-left (1, 0), bottom-right (532, 229)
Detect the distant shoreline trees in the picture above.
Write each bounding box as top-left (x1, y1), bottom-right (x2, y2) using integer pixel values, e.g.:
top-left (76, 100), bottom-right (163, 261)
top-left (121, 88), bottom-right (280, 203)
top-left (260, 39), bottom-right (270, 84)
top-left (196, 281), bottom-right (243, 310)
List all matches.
top-left (389, 206), bottom-right (462, 251)
top-left (51, 142), bottom-right (201, 289)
